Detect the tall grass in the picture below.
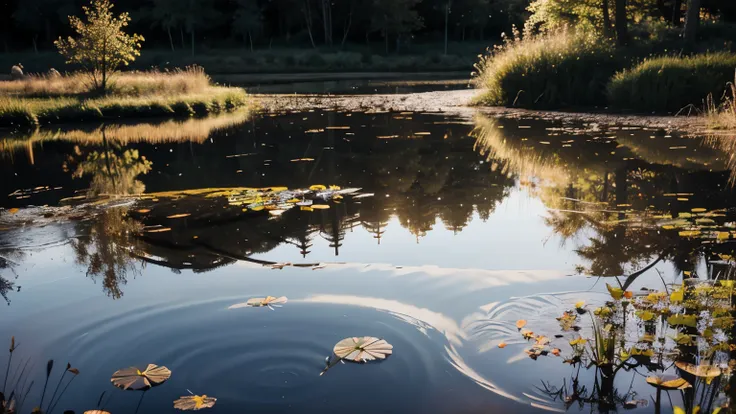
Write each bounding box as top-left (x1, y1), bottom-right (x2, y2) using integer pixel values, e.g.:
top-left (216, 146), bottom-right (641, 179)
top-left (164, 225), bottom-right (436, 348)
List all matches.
top-left (0, 87), bottom-right (250, 128)
top-left (0, 66), bottom-right (212, 98)
top-left (607, 53), bottom-right (736, 113)
top-left (473, 29), bottom-right (620, 108)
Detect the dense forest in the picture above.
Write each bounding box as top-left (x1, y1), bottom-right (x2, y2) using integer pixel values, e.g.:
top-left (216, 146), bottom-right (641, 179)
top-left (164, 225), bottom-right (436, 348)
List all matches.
top-left (2, 0), bottom-right (735, 55)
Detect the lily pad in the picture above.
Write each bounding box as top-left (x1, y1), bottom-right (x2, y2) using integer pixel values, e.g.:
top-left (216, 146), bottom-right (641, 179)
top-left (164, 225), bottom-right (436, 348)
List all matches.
top-left (646, 375), bottom-right (691, 390)
top-left (111, 364), bottom-right (171, 390)
top-left (675, 362), bottom-right (722, 381)
top-left (173, 395), bottom-right (217, 411)
top-left (228, 296), bottom-right (288, 309)
top-left (84, 411), bottom-right (111, 414)
top-left (333, 337), bottom-right (393, 362)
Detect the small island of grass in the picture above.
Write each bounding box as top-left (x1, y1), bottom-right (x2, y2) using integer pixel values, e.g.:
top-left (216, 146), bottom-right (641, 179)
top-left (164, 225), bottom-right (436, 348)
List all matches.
top-left (0, 0), bottom-right (251, 128)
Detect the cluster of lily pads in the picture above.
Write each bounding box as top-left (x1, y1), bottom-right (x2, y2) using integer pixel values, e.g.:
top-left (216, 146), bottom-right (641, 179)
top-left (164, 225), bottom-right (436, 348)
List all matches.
top-left (498, 279), bottom-right (736, 413)
top-left (227, 185), bottom-right (370, 216)
top-left (655, 207), bottom-right (734, 242)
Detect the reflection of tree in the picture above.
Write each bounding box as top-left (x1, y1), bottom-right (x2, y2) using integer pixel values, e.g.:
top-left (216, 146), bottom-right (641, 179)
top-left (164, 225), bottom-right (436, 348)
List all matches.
top-left (65, 130), bottom-right (153, 198)
top-left (0, 251), bottom-right (23, 305)
top-left (71, 208), bottom-right (145, 299)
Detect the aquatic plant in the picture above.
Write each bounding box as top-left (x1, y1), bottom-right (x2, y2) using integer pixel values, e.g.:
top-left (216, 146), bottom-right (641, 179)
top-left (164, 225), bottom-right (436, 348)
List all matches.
top-left (228, 296), bottom-right (288, 309)
top-left (110, 364), bottom-right (171, 390)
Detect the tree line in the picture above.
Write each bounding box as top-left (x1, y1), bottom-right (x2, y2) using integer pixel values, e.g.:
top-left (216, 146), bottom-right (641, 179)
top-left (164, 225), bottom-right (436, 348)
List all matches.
top-left (1, 0), bottom-right (735, 56)
top-left (1, 0), bottom-right (529, 55)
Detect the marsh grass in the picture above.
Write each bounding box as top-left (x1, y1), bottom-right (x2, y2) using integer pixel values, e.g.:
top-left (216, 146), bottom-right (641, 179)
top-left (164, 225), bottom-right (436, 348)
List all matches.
top-left (607, 53), bottom-right (736, 113)
top-left (0, 67), bottom-right (250, 127)
top-left (473, 29), bottom-right (620, 108)
top-left (0, 66), bottom-right (211, 98)
top-left (0, 88), bottom-right (249, 127)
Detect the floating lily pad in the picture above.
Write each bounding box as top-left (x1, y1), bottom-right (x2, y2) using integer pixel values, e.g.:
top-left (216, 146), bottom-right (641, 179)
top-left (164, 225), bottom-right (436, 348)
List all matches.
top-left (84, 411), bottom-right (111, 414)
top-left (646, 375), bottom-right (691, 390)
top-left (228, 296), bottom-right (288, 309)
top-left (111, 364), bottom-right (171, 390)
top-left (333, 337), bottom-right (393, 362)
top-left (675, 362), bottom-right (722, 380)
top-left (173, 395), bottom-right (217, 411)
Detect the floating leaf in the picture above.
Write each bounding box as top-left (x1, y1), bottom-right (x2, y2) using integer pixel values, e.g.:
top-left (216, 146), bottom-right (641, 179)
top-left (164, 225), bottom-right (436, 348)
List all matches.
top-left (668, 314), bottom-right (697, 327)
top-left (166, 213), bottom-right (191, 219)
top-left (174, 395), bottom-right (217, 411)
top-left (646, 375), bottom-right (691, 390)
top-left (136, 209), bottom-right (151, 214)
top-left (569, 338), bottom-right (587, 346)
top-left (516, 320), bottom-right (527, 329)
top-left (311, 205), bottom-right (330, 210)
top-left (675, 362), bottom-right (722, 382)
top-left (111, 364), bottom-right (171, 390)
top-left (333, 337), bottom-right (393, 362)
top-left (670, 288), bottom-right (684, 303)
top-left (636, 310), bottom-right (656, 321)
top-left (691, 208), bottom-right (707, 213)
top-left (606, 283), bottom-right (623, 300)
top-left (497, 342), bottom-right (507, 349)
top-left (309, 185), bottom-right (327, 191)
top-left (521, 329), bottom-right (534, 339)
top-left (678, 230), bottom-right (701, 238)
top-left (228, 296), bottom-right (288, 309)
top-left (84, 411), bottom-right (111, 414)
top-left (574, 301), bottom-right (585, 309)
top-left (623, 290), bottom-right (633, 299)
top-left (551, 348), bottom-right (561, 356)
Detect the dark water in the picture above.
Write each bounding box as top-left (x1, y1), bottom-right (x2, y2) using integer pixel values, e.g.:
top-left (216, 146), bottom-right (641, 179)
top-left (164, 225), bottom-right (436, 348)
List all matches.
top-left (0, 98), bottom-right (736, 414)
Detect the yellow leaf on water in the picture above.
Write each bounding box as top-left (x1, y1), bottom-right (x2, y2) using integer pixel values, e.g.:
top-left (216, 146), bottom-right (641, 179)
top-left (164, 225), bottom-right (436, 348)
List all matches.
top-left (575, 301), bottom-right (585, 308)
top-left (551, 348), bottom-right (561, 356)
top-left (309, 185), bottom-right (327, 191)
top-left (606, 283), bottom-right (624, 300)
top-left (678, 230), bottom-right (701, 237)
top-left (717, 232), bottom-right (730, 241)
top-left (569, 338), bottom-right (587, 346)
top-left (136, 209), bottom-right (151, 214)
top-left (670, 289), bottom-right (684, 303)
top-left (166, 213), bottom-right (191, 219)
top-left (516, 320), bottom-right (527, 329)
top-left (674, 407), bottom-right (685, 414)
top-left (691, 208), bottom-right (707, 213)
top-left (7, 208), bottom-right (19, 214)
top-left (624, 290), bottom-right (633, 299)
top-left (497, 342), bottom-right (507, 349)
top-left (311, 205), bottom-right (330, 210)
top-left (662, 225), bottom-right (675, 230)
top-left (300, 206), bottom-right (313, 211)
top-left (636, 310), bottom-right (655, 321)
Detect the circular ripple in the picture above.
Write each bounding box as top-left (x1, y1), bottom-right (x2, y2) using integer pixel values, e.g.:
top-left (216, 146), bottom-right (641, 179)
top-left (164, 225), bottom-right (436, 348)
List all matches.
top-left (33, 297), bottom-right (454, 413)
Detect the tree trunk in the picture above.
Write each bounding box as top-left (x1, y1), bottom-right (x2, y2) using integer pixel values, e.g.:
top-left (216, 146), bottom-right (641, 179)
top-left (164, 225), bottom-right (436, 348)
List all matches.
top-left (167, 27), bottom-right (175, 51)
top-left (321, 0), bottom-right (332, 46)
top-left (614, 0), bottom-right (628, 46)
top-left (180, 28), bottom-right (186, 49)
top-left (303, 0), bottom-right (317, 48)
top-left (602, 0), bottom-right (612, 35)
top-left (444, 1), bottom-right (449, 55)
top-left (32, 36), bottom-right (38, 54)
top-left (341, 11), bottom-right (353, 49)
top-left (672, 0), bottom-right (683, 25)
top-left (684, 0), bottom-right (700, 43)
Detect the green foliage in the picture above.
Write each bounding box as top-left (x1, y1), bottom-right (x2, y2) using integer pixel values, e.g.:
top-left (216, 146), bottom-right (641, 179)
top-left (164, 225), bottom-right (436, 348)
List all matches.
top-left (370, 0), bottom-right (424, 52)
top-left (607, 52), bottom-right (736, 112)
top-left (55, 0), bottom-right (145, 92)
top-left (473, 29), bottom-right (621, 108)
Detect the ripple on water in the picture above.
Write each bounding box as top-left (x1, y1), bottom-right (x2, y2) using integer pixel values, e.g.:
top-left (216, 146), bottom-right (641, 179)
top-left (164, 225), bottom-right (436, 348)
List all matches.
top-left (44, 297), bottom-right (458, 413)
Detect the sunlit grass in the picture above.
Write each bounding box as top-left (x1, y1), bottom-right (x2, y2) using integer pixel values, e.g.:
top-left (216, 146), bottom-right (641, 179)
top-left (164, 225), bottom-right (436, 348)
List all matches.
top-left (472, 29), bottom-right (619, 108)
top-left (608, 53), bottom-right (736, 113)
top-left (0, 66), bottom-right (212, 97)
top-left (0, 67), bottom-right (251, 127)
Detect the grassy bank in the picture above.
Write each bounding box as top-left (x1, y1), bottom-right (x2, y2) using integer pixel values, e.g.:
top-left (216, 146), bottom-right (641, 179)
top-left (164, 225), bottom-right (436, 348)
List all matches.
top-left (0, 68), bottom-right (251, 127)
top-left (472, 31), bottom-right (621, 108)
top-left (607, 53), bottom-right (736, 113)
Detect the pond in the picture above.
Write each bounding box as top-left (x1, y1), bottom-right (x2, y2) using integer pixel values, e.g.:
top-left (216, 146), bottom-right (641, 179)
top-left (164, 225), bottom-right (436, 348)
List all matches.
top-left (1, 83), bottom-right (736, 414)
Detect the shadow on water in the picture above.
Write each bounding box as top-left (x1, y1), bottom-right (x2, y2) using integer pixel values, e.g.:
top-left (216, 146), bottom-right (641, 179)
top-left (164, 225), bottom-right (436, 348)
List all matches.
top-left (2, 109), bottom-right (736, 413)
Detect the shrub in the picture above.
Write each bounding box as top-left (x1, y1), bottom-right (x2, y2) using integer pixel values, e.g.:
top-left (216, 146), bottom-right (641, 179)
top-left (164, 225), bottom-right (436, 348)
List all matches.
top-left (607, 53), bottom-right (736, 113)
top-left (473, 29), bottom-right (621, 108)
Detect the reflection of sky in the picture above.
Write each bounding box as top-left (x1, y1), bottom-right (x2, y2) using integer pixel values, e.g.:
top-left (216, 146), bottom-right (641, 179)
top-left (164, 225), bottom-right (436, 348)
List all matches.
top-left (254, 188), bottom-right (580, 271)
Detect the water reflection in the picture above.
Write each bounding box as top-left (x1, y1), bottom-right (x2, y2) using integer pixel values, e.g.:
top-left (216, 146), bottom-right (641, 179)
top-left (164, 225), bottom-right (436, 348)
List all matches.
top-left (2, 108), bottom-right (736, 413)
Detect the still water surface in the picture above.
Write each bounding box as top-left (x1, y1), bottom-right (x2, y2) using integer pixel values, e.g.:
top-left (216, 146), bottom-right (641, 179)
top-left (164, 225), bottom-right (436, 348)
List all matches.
top-left (0, 84), bottom-right (735, 413)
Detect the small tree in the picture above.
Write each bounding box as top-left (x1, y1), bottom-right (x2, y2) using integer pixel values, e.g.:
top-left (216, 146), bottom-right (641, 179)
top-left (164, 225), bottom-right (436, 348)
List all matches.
top-left (55, 0), bottom-right (144, 93)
